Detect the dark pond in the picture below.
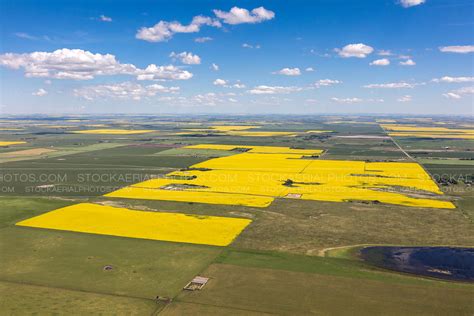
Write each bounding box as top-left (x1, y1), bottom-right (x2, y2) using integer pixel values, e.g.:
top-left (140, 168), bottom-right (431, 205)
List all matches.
top-left (360, 246), bottom-right (474, 282)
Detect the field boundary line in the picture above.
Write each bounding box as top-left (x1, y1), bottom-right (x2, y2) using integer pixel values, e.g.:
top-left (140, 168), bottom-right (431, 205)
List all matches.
top-left (379, 125), bottom-right (415, 161)
top-left (0, 278), bottom-right (157, 302)
top-left (379, 124), bottom-right (449, 196)
top-left (164, 300), bottom-right (278, 315)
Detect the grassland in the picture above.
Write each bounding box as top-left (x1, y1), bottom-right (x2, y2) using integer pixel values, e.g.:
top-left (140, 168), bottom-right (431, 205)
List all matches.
top-left (0, 281), bottom-right (159, 315)
top-left (0, 226), bottom-right (221, 298)
top-left (169, 262), bottom-right (473, 315)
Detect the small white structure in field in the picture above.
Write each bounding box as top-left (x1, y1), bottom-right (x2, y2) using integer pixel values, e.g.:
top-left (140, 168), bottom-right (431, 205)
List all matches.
top-left (285, 193), bottom-right (302, 199)
top-left (183, 276), bottom-right (209, 291)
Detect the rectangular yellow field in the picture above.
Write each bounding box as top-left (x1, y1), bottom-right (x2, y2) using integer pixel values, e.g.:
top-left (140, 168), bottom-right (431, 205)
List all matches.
top-left (184, 144), bottom-right (323, 155)
top-left (210, 125), bottom-right (261, 131)
top-left (16, 203), bottom-right (252, 246)
top-left (71, 129), bottom-right (155, 135)
top-left (381, 124), bottom-right (474, 139)
top-left (305, 130), bottom-right (333, 134)
top-left (388, 132), bottom-right (474, 139)
top-left (106, 186), bottom-right (274, 208)
top-left (44, 125), bottom-right (74, 128)
top-left (225, 131), bottom-right (297, 137)
top-left (381, 124), bottom-right (474, 133)
top-left (0, 141), bottom-right (26, 146)
top-left (183, 125), bottom-right (300, 137)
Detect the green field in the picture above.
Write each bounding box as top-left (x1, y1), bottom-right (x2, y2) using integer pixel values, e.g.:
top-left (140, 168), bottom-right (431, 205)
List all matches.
top-left (170, 263), bottom-right (473, 315)
top-left (0, 226), bottom-right (221, 298)
top-left (0, 281), bottom-right (159, 315)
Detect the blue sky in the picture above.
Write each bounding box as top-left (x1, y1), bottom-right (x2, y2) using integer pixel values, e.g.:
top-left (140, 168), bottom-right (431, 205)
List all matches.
top-left (0, 0), bottom-right (473, 114)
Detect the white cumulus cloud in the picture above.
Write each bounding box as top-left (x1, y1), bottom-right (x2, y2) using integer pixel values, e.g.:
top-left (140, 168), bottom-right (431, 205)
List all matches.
top-left (211, 63), bottom-right (219, 71)
top-left (74, 82), bottom-right (179, 101)
top-left (442, 86), bottom-right (474, 99)
top-left (331, 97), bottom-right (363, 104)
top-left (99, 15), bottom-right (112, 22)
top-left (0, 48), bottom-right (137, 80)
top-left (305, 67), bottom-right (315, 72)
top-left (194, 37), bottom-right (213, 43)
top-left (397, 95), bottom-right (412, 102)
top-left (432, 76), bottom-right (474, 83)
top-left (32, 88), bottom-right (47, 96)
top-left (213, 78), bottom-right (227, 86)
top-left (314, 79), bottom-right (342, 87)
top-left (363, 82), bottom-right (418, 89)
top-left (442, 92), bottom-right (462, 99)
top-left (399, 0), bottom-right (426, 8)
top-left (248, 85), bottom-right (303, 95)
top-left (136, 15), bottom-right (221, 42)
top-left (213, 6), bottom-right (275, 25)
top-left (377, 50), bottom-right (393, 56)
top-left (273, 67), bottom-right (301, 76)
top-left (439, 45), bottom-right (474, 54)
top-left (242, 43), bottom-right (261, 49)
top-left (0, 48), bottom-right (193, 81)
top-left (136, 7), bottom-right (274, 42)
top-left (370, 58), bottom-right (390, 66)
top-left (399, 59), bottom-right (416, 66)
top-left (232, 83), bottom-right (246, 89)
top-left (336, 43), bottom-right (374, 58)
top-left (170, 51), bottom-right (201, 65)
top-left (213, 79), bottom-right (245, 88)
top-left (136, 64), bottom-right (193, 81)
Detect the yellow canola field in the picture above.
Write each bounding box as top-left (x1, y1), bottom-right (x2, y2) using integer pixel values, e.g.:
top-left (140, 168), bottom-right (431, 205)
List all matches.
top-left (178, 125), bottom-right (330, 137)
top-left (179, 125), bottom-right (299, 137)
top-left (381, 124), bottom-right (474, 139)
top-left (210, 125), bottom-right (261, 131)
top-left (107, 186), bottom-right (274, 207)
top-left (326, 121), bottom-right (377, 125)
top-left (191, 153), bottom-right (313, 173)
top-left (106, 144), bottom-right (454, 209)
top-left (0, 141), bottom-right (26, 146)
top-left (225, 131), bottom-right (298, 137)
top-left (16, 203), bottom-right (252, 246)
top-left (305, 130), bottom-right (333, 134)
top-left (381, 124), bottom-right (474, 133)
top-left (185, 144), bottom-right (323, 155)
top-left (388, 132), bottom-right (474, 139)
top-left (45, 125), bottom-right (74, 128)
top-left (71, 129), bottom-right (155, 135)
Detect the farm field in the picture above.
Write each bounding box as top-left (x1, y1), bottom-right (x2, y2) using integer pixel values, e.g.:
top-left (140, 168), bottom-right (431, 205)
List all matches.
top-left (0, 281), bottom-right (159, 315)
top-left (0, 141), bottom-right (26, 146)
top-left (107, 143), bottom-right (454, 209)
top-left (71, 129), bottom-right (156, 135)
top-left (170, 261), bottom-right (473, 315)
top-left (17, 203), bottom-right (252, 246)
top-left (0, 115), bottom-right (472, 315)
top-left (381, 124), bottom-right (474, 139)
